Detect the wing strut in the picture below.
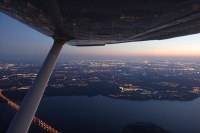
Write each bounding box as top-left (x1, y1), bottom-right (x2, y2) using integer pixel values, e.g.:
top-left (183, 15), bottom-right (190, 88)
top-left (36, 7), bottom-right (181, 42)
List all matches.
top-left (7, 39), bottom-right (66, 133)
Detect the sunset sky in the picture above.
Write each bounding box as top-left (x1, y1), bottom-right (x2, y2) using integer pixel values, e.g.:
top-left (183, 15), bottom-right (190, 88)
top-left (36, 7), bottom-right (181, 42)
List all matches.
top-left (1, 12), bottom-right (200, 60)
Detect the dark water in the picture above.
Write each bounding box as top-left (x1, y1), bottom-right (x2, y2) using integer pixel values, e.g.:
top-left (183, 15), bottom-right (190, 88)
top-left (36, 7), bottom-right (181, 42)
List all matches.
top-left (31, 96), bottom-right (200, 133)
top-left (1, 96), bottom-right (200, 133)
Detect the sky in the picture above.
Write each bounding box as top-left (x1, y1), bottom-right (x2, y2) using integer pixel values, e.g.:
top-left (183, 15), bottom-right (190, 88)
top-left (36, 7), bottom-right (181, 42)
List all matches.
top-left (1, 12), bottom-right (200, 61)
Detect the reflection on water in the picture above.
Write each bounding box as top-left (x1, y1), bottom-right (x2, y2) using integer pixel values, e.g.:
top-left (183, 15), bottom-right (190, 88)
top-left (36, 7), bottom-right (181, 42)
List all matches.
top-left (33, 96), bottom-right (200, 133)
top-left (0, 95), bottom-right (200, 132)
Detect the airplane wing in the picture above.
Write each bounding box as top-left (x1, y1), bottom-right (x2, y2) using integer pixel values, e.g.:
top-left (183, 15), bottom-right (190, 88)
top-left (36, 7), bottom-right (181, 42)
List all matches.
top-left (1, 0), bottom-right (200, 46)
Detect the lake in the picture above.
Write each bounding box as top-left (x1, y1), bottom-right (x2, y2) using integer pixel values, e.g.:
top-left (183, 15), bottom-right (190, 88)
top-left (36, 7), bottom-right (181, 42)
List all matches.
top-left (1, 95), bottom-right (200, 132)
top-left (31, 95), bottom-right (200, 133)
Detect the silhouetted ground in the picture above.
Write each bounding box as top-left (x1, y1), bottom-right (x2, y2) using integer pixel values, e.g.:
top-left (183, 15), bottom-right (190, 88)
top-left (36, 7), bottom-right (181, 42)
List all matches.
top-left (121, 122), bottom-right (170, 133)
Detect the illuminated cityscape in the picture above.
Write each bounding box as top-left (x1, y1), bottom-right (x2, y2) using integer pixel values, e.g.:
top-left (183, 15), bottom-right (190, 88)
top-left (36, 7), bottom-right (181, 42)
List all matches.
top-left (1, 58), bottom-right (200, 102)
top-left (1, 58), bottom-right (200, 132)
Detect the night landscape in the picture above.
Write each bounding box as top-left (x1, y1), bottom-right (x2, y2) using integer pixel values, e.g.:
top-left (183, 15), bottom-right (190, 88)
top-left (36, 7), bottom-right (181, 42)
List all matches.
top-left (1, 1), bottom-right (200, 133)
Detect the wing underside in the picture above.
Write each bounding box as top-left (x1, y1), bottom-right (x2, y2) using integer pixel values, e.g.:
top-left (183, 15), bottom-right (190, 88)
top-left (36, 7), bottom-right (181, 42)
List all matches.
top-left (1, 0), bottom-right (200, 46)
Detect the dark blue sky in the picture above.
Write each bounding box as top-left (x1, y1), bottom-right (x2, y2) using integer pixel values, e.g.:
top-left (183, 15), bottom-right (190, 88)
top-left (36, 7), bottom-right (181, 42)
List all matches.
top-left (0, 13), bottom-right (52, 59)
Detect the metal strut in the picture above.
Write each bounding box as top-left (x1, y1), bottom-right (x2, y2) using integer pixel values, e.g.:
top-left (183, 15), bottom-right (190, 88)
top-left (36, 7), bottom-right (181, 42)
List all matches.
top-left (7, 40), bottom-right (65, 133)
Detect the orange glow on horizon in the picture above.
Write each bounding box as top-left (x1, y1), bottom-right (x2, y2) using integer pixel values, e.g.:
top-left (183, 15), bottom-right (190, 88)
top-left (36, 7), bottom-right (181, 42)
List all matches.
top-left (61, 33), bottom-right (200, 57)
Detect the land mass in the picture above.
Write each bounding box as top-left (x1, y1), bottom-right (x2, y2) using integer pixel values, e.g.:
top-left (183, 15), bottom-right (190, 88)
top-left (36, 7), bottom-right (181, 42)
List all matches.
top-left (1, 58), bottom-right (200, 102)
